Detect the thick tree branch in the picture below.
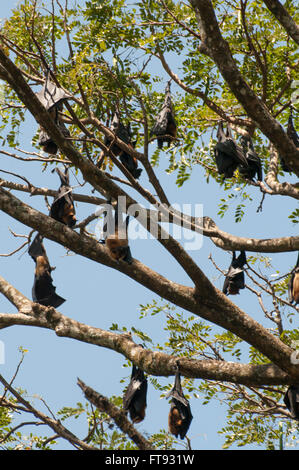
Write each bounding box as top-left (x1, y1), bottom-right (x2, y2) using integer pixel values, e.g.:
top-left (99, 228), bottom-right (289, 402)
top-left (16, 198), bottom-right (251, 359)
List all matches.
top-left (0, 310), bottom-right (291, 386)
top-left (263, 0), bottom-right (299, 45)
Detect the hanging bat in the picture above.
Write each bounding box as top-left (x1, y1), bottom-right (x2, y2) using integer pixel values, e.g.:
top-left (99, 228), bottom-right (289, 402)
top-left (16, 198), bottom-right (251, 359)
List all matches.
top-left (28, 233), bottom-right (66, 308)
top-left (238, 136), bottom-right (263, 181)
top-left (100, 201), bottom-right (133, 264)
top-left (38, 118), bottom-right (70, 155)
top-left (50, 167), bottom-right (76, 228)
top-left (284, 385), bottom-right (299, 420)
top-left (214, 122), bottom-right (248, 179)
top-left (288, 252), bottom-right (299, 305)
top-left (223, 251), bottom-right (247, 296)
top-left (123, 363), bottom-right (148, 423)
top-left (150, 81), bottom-right (177, 149)
top-left (119, 140), bottom-right (142, 180)
top-left (36, 76), bottom-right (71, 155)
top-left (102, 114), bottom-right (142, 179)
top-left (279, 110), bottom-right (299, 173)
top-left (104, 112), bottom-right (132, 156)
top-left (166, 368), bottom-right (193, 439)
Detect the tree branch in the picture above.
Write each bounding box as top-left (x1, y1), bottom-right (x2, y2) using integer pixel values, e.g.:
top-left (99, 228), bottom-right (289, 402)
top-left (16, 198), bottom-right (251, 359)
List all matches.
top-left (77, 378), bottom-right (154, 450)
top-left (263, 0), bottom-right (299, 45)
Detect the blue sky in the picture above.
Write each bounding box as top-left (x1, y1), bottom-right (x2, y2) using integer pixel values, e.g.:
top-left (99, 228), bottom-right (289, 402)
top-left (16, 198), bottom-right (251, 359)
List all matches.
top-left (0, 0), bottom-right (299, 450)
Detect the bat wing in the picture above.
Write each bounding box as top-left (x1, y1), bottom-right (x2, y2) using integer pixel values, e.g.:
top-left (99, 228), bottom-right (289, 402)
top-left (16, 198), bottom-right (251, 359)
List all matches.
top-left (36, 80), bottom-right (72, 110)
top-left (32, 258), bottom-right (65, 308)
top-left (284, 386), bottom-right (299, 419)
top-left (234, 251), bottom-right (247, 269)
top-left (33, 273), bottom-right (65, 308)
top-left (123, 366), bottom-right (147, 422)
top-left (151, 82), bottom-right (176, 137)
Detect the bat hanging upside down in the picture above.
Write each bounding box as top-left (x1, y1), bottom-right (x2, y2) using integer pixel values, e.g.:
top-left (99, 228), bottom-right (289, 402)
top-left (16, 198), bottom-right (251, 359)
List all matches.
top-left (35, 75), bottom-right (72, 155)
top-left (150, 80), bottom-right (177, 149)
top-left (238, 135), bottom-right (263, 181)
top-left (28, 233), bottom-right (66, 308)
top-left (100, 201), bottom-right (133, 264)
top-left (214, 121), bottom-right (248, 179)
top-left (222, 251), bottom-right (247, 296)
top-left (50, 167), bottom-right (76, 228)
top-left (284, 385), bottom-right (299, 420)
top-left (101, 113), bottom-right (142, 179)
top-left (167, 367), bottom-right (193, 440)
top-left (123, 362), bottom-right (148, 423)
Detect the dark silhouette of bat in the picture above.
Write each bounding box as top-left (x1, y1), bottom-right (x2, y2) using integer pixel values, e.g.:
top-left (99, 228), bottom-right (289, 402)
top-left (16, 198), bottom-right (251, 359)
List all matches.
top-left (38, 118), bottom-right (70, 155)
top-left (50, 167), bottom-right (76, 228)
top-left (166, 368), bottom-right (193, 439)
top-left (102, 114), bottom-right (142, 179)
top-left (214, 122), bottom-right (248, 178)
top-left (284, 385), bottom-right (299, 420)
top-left (223, 251), bottom-right (247, 296)
top-left (104, 112), bottom-right (132, 156)
top-left (150, 81), bottom-right (177, 149)
top-left (279, 110), bottom-right (299, 173)
top-left (288, 252), bottom-right (299, 305)
top-left (123, 363), bottom-right (148, 423)
top-left (238, 136), bottom-right (263, 181)
top-left (100, 201), bottom-right (132, 264)
top-left (36, 76), bottom-right (71, 155)
top-left (28, 233), bottom-right (66, 308)
top-left (119, 140), bottom-right (142, 180)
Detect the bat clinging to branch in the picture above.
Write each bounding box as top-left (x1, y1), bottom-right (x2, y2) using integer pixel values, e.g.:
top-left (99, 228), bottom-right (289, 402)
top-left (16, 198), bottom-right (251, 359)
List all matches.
top-left (28, 233), bottom-right (66, 308)
top-left (50, 167), bottom-right (76, 228)
top-left (123, 363), bottom-right (148, 423)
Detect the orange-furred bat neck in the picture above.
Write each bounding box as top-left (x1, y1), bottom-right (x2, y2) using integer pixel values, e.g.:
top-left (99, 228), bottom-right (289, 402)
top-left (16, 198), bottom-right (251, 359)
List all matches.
top-left (61, 203), bottom-right (76, 227)
top-left (35, 255), bottom-right (50, 276)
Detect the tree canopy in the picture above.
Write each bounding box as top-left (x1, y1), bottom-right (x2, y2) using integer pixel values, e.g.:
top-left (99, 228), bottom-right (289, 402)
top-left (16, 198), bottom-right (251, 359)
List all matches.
top-left (0, 0), bottom-right (299, 451)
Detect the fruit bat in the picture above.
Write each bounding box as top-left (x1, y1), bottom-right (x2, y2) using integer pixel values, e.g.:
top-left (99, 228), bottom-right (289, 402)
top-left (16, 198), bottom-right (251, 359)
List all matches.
top-left (50, 167), bottom-right (76, 228)
top-left (288, 252), bottom-right (299, 305)
top-left (104, 112), bottom-right (132, 156)
top-left (279, 111), bottom-right (299, 173)
top-left (214, 122), bottom-right (248, 178)
top-left (28, 233), bottom-right (66, 308)
top-left (36, 76), bottom-right (71, 155)
top-left (166, 369), bottom-right (193, 439)
top-left (119, 140), bottom-right (142, 180)
top-left (150, 81), bottom-right (177, 149)
top-left (239, 136), bottom-right (263, 181)
top-left (123, 363), bottom-right (148, 423)
top-left (100, 201), bottom-right (133, 264)
top-left (223, 251), bottom-right (247, 296)
top-left (284, 385), bottom-right (299, 420)
top-left (38, 117), bottom-right (70, 155)
top-left (103, 114), bottom-right (142, 179)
